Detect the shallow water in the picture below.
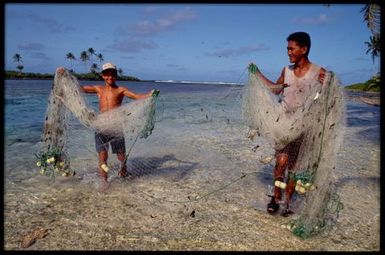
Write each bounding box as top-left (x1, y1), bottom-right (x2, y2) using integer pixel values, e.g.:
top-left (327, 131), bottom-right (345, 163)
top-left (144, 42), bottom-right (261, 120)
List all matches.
top-left (4, 80), bottom-right (380, 250)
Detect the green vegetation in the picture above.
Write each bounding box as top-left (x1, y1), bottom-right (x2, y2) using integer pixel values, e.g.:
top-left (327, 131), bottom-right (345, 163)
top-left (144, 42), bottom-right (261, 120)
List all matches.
top-left (331, 4), bottom-right (380, 93)
top-left (9, 48), bottom-right (140, 81)
top-left (5, 70), bottom-right (140, 81)
top-left (5, 71), bottom-right (53, 79)
top-left (13, 53), bottom-right (24, 76)
top-left (344, 74), bottom-right (380, 92)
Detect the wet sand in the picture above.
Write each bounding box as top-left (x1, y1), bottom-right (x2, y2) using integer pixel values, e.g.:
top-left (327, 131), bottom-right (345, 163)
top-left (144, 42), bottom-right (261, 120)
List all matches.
top-left (4, 93), bottom-right (380, 251)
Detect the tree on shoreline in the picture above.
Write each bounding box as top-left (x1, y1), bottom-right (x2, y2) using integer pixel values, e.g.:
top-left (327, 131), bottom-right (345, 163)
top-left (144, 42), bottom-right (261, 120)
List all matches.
top-left (13, 53), bottom-right (24, 77)
top-left (118, 68), bottom-right (123, 77)
top-left (87, 48), bottom-right (96, 66)
top-left (365, 36), bottom-right (380, 64)
top-left (80, 51), bottom-right (89, 73)
top-left (8, 49), bottom-right (139, 80)
top-left (66, 52), bottom-right (76, 72)
top-left (361, 4), bottom-right (380, 65)
top-left (90, 63), bottom-right (99, 79)
top-left (97, 53), bottom-right (104, 63)
top-left (361, 4), bottom-right (380, 90)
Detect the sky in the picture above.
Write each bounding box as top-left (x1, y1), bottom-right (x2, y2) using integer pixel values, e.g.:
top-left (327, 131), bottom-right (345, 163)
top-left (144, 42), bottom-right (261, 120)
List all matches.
top-left (4, 3), bottom-right (380, 85)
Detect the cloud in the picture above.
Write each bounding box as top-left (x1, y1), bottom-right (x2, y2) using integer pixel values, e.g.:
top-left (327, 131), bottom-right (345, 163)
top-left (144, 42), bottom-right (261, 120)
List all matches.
top-left (21, 11), bottom-right (76, 33)
top-left (17, 42), bottom-right (45, 51)
top-left (111, 7), bottom-right (197, 55)
top-left (206, 44), bottom-right (270, 58)
top-left (27, 52), bottom-right (51, 61)
top-left (109, 38), bottom-right (158, 53)
top-left (292, 14), bottom-right (332, 25)
top-left (127, 7), bottom-right (197, 37)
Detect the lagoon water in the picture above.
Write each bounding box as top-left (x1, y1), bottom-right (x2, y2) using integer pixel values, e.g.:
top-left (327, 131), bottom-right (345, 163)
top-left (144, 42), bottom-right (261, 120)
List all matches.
top-left (4, 79), bottom-right (244, 181)
top-left (4, 79), bottom-right (380, 250)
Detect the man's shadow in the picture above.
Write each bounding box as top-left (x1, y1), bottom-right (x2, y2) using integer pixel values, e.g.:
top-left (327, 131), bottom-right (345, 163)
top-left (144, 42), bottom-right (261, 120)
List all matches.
top-left (124, 154), bottom-right (199, 182)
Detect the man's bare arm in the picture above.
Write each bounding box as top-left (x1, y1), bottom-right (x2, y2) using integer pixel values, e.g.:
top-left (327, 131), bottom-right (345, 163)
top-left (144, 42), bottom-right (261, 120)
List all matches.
top-left (80, 85), bottom-right (99, 93)
top-left (255, 67), bottom-right (287, 95)
top-left (122, 87), bottom-right (152, 99)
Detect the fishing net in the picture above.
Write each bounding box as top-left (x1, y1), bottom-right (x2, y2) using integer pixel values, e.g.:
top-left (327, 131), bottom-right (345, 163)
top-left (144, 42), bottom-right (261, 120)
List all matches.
top-left (38, 68), bottom-right (158, 183)
top-left (243, 63), bottom-right (345, 238)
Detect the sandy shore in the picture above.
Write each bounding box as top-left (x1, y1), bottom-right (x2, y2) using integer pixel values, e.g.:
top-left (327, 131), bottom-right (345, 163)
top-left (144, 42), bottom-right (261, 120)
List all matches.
top-left (4, 94), bottom-right (380, 251)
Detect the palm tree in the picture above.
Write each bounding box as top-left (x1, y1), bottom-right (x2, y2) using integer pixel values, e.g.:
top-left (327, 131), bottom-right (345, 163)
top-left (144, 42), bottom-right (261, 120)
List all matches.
top-left (365, 35), bottom-right (381, 64)
top-left (13, 53), bottom-right (23, 76)
top-left (90, 63), bottom-right (99, 74)
top-left (16, 65), bottom-right (24, 77)
top-left (87, 48), bottom-right (96, 64)
top-left (66, 52), bottom-right (76, 72)
top-left (361, 4), bottom-right (380, 35)
top-left (118, 68), bottom-right (123, 77)
top-left (80, 51), bottom-right (90, 73)
top-left (13, 53), bottom-right (22, 64)
top-left (87, 48), bottom-right (98, 74)
top-left (361, 4), bottom-right (380, 64)
top-left (87, 48), bottom-right (96, 57)
top-left (96, 53), bottom-right (104, 63)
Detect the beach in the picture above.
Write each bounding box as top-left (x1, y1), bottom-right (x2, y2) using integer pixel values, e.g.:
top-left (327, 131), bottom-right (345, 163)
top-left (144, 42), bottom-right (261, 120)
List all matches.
top-left (4, 79), bottom-right (380, 251)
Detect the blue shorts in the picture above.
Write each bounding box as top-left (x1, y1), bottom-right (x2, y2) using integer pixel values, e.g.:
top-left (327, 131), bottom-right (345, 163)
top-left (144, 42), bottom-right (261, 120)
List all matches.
top-left (95, 132), bottom-right (126, 154)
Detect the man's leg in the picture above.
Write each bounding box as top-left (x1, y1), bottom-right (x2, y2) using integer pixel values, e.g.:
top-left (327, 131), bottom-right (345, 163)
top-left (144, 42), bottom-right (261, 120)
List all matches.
top-left (267, 153), bottom-right (288, 214)
top-left (274, 153), bottom-right (289, 201)
top-left (111, 137), bottom-right (128, 178)
top-left (281, 174), bottom-right (295, 217)
top-left (281, 153), bottom-right (300, 216)
top-left (95, 132), bottom-right (110, 191)
top-left (98, 150), bottom-right (108, 180)
top-left (117, 152), bottom-right (128, 177)
top-left (281, 135), bottom-right (303, 217)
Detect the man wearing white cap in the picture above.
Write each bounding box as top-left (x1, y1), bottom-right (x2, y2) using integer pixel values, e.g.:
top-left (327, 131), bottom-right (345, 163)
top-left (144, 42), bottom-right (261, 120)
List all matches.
top-left (80, 62), bottom-right (155, 191)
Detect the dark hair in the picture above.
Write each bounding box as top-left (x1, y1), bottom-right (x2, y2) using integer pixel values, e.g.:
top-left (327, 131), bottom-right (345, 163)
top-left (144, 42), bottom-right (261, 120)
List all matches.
top-left (287, 32), bottom-right (311, 56)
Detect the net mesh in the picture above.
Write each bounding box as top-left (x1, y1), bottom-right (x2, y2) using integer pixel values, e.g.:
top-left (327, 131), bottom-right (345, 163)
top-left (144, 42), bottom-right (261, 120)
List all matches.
top-left (40, 69), bottom-right (158, 182)
top-left (243, 64), bottom-right (345, 238)
top-left (38, 64), bottom-right (345, 238)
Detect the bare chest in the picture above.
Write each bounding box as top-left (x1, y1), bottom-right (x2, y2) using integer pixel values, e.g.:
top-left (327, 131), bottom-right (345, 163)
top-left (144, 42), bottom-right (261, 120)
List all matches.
top-left (97, 88), bottom-right (124, 111)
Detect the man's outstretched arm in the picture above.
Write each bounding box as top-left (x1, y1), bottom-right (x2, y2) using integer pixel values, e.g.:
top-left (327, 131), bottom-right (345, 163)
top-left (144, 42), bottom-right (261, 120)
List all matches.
top-left (80, 85), bottom-right (98, 93)
top-left (251, 64), bottom-right (288, 95)
top-left (122, 87), bottom-right (152, 100)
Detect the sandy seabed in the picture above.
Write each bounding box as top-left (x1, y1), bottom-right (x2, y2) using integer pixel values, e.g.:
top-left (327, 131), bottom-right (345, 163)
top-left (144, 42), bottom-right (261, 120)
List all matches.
top-left (4, 94), bottom-right (380, 251)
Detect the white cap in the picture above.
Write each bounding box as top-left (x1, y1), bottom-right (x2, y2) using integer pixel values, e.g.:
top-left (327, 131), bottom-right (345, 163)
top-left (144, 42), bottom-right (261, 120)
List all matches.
top-left (101, 62), bottom-right (117, 73)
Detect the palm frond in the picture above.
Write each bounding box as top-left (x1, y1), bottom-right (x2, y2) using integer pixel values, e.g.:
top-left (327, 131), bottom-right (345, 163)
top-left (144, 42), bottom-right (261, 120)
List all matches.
top-left (361, 4), bottom-right (380, 35)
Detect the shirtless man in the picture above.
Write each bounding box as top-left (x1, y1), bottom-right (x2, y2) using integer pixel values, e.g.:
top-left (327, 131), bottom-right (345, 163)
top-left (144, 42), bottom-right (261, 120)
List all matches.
top-left (252, 32), bottom-right (326, 216)
top-left (57, 62), bottom-right (154, 191)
